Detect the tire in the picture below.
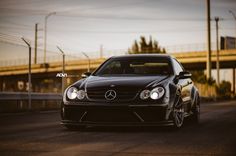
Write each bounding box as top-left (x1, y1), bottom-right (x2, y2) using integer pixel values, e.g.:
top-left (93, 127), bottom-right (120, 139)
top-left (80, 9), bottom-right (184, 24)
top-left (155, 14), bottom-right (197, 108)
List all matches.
top-left (172, 97), bottom-right (184, 128)
top-left (192, 95), bottom-right (200, 124)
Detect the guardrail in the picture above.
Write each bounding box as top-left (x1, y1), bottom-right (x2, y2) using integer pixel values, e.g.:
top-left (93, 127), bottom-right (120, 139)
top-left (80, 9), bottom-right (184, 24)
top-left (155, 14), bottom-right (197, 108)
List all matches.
top-left (0, 92), bottom-right (62, 100)
top-left (0, 92), bottom-right (62, 113)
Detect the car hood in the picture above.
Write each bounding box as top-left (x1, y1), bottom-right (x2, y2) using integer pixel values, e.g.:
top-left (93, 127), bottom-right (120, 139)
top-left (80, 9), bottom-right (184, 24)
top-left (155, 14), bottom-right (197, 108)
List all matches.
top-left (81, 75), bottom-right (168, 91)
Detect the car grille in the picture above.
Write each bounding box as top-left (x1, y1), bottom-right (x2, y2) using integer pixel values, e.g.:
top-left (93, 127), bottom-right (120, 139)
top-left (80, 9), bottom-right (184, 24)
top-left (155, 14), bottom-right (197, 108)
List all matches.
top-left (84, 107), bottom-right (139, 122)
top-left (87, 88), bottom-right (138, 101)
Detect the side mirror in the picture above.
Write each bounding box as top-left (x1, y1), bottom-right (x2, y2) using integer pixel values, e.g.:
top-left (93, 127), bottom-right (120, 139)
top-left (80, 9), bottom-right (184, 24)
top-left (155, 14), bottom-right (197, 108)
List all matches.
top-left (81, 72), bottom-right (91, 78)
top-left (179, 71), bottom-right (192, 79)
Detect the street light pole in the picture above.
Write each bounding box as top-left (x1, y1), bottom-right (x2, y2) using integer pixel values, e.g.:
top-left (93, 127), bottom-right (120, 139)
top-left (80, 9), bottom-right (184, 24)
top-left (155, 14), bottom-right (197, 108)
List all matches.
top-left (44, 12), bottom-right (56, 64)
top-left (215, 17), bottom-right (220, 86)
top-left (57, 46), bottom-right (65, 96)
top-left (206, 0), bottom-right (212, 80)
top-left (34, 23), bottom-right (38, 64)
top-left (229, 10), bottom-right (236, 94)
top-left (22, 38), bottom-right (31, 110)
top-left (82, 52), bottom-right (91, 72)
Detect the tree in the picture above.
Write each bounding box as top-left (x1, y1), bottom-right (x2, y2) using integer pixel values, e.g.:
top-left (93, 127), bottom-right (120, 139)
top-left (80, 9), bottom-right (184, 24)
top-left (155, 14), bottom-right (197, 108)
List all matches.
top-left (191, 70), bottom-right (216, 85)
top-left (131, 40), bottom-right (139, 54)
top-left (128, 36), bottom-right (166, 54)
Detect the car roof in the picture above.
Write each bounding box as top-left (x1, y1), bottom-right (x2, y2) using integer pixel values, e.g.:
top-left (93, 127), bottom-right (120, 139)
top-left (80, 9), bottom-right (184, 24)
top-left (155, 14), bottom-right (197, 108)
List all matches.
top-left (111, 54), bottom-right (173, 59)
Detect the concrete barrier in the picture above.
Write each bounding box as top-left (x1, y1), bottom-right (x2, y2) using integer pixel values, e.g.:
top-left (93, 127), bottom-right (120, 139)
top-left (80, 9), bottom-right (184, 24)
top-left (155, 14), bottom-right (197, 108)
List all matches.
top-left (0, 92), bottom-right (62, 100)
top-left (0, 92), bottom-right (62, 113)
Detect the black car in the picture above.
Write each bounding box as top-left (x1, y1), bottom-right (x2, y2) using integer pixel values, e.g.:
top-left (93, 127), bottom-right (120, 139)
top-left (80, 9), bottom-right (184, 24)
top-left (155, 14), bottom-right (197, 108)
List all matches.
top-left (61, 54), bottom-right (200, 129)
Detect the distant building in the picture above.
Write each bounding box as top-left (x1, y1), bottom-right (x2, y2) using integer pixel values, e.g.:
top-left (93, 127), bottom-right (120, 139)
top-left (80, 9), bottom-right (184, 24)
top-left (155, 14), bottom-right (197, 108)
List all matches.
top-left (220, 36), bottom-right (236, 50)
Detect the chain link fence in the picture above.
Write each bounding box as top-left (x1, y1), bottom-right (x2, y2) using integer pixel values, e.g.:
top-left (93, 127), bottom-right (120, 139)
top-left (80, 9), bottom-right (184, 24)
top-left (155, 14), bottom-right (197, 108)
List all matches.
top-left (0, 41), bottom-right (219, 67)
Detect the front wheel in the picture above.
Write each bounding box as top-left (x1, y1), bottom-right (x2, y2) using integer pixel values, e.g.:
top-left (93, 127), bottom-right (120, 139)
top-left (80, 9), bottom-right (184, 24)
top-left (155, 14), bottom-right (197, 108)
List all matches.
top-left (172, 99), bottom-right (184, 128)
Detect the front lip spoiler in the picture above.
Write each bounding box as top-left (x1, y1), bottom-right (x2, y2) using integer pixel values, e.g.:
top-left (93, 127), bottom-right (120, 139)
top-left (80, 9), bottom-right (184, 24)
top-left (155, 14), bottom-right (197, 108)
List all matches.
top-left (63, 102), bottom-right (169, 107)
top-left (61, 120), bottom-right (174, 127)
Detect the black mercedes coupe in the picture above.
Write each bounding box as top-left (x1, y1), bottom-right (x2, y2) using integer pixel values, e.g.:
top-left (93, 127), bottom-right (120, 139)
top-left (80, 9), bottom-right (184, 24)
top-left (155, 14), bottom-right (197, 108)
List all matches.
top-left (61, 54), bottom-right (200, 129)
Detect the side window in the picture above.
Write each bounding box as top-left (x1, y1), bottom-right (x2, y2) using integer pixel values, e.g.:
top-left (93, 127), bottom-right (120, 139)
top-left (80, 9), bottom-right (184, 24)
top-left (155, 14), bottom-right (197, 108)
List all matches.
top-left (172, 59), bottom-right (184, 75)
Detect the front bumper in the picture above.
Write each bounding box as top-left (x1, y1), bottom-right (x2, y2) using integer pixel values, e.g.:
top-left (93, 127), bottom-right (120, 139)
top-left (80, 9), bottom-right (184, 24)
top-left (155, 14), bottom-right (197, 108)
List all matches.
top-left (61, 102), bottom-right (173, 127)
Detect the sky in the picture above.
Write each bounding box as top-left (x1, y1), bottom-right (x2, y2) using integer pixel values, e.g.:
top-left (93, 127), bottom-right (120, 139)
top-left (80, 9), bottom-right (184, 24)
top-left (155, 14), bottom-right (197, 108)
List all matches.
top-left (0, 0), bottom-right (236, 61)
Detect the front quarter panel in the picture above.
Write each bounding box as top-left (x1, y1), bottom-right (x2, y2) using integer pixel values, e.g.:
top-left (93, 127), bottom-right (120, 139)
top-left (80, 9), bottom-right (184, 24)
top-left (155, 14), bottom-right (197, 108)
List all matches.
top-left (148, 76), bottom-right (179, 120)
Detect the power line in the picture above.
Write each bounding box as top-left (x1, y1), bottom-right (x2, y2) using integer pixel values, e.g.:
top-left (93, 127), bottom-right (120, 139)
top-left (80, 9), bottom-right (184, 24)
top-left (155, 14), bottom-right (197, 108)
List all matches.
top-left (0, 35), bottom-right (59, 54)
top-left (1, 7), bottom-right (234, 22)
top-left (0, 19), bottom-right (33, 28)
top-left (0, 33), bottom-right (24, 43)
top-left (0, 25), bottom-right (34, 32)
top-left (0, 39), bottom-right (26, 47)
top-left (0, 8), bottom-right (50, 16)
top-left (56, 14), bottom-right (208, 21)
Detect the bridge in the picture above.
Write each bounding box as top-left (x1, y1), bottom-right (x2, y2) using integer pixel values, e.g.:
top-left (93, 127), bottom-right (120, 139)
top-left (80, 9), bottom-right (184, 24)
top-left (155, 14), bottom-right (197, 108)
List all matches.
top-left (0, 49), bottom-right (235, 93)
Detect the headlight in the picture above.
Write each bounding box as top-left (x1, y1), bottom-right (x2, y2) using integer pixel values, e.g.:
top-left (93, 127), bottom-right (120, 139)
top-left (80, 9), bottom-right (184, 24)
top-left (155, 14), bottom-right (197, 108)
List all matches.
top-left (66, 87), bottom-right (78, 100)
top-left (140, 90), bottom-right (150, 100)
top-left (77, 90), bottom-right (86, 100)
top-left (140, 87), bottom-right (165, 100)
top-left (150, 87), bottom-right (165, 100)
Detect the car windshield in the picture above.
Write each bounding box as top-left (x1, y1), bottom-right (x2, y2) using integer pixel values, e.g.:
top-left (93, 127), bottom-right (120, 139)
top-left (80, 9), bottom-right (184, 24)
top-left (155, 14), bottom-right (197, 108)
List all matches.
top-left (93, 57), bottom-right (173, 76)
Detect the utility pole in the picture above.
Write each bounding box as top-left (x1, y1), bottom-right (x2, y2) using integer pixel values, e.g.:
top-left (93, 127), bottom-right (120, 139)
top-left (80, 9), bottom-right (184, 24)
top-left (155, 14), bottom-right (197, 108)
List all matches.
top-left (44, 12), bottom-right (56, 63)
top-left (206, 0), bottom-right (212, 79)
top-left (22, 38), bottom-right (31, 110)
top-left (57, 46), bottom-right (65, 96)
top-left (34, 23), bottom-right (38, 64)
top-left (215, 17), bottom-right (220, 86)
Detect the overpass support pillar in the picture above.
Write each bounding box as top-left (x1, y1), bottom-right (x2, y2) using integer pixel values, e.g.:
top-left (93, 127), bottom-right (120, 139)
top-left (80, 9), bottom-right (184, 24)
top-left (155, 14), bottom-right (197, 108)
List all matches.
top-left (233, 68), bottom-right (235, 95)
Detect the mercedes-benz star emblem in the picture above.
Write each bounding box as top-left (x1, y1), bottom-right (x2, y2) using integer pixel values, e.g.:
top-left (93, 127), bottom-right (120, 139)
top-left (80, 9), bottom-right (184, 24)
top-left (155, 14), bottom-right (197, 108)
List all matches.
top-left (105, 90), bottom-right (116, 100)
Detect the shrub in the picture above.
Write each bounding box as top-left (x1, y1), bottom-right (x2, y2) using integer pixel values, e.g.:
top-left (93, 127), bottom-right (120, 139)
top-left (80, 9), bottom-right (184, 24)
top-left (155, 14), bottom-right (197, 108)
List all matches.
top-left (216, 80), bottom-right (231, 98)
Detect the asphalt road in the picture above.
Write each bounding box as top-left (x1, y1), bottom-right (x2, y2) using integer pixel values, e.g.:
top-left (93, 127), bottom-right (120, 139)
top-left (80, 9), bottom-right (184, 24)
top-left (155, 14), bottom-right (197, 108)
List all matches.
top-left (0, 100), bottom-right (236, 156)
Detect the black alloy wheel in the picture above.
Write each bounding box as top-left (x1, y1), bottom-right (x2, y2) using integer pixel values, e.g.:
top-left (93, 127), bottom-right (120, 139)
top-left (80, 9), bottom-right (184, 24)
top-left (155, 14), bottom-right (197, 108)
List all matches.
top-left (173, 97), bottom-right (184, 128)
